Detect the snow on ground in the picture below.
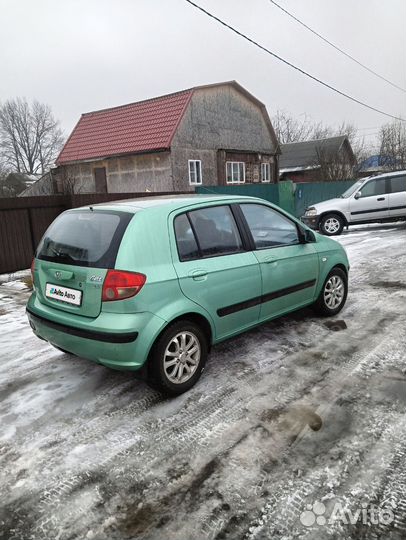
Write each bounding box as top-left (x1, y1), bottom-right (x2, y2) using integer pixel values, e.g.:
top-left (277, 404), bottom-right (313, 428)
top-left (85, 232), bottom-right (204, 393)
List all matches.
top-left (0, 269), bottom-right (30, 286)
top-left (0, 222), bottom-right (405, 540)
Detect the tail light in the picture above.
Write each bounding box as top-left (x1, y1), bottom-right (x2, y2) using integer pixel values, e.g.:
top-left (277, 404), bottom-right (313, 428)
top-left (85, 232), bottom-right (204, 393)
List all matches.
top-left (102, 270), bottom-right (146, 302)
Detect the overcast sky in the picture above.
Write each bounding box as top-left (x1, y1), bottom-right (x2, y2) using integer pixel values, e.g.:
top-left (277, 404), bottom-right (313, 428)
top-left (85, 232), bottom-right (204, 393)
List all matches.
top-left (1, 0), bottom-right (405, 151)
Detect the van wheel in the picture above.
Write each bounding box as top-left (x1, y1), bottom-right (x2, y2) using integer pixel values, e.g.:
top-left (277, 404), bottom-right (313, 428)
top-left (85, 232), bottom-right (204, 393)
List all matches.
top-left (147, 321), bottom-right (208, 395)
top-left (319, 214), bottom-right (344, 236)
top-left (313, 268), bottom-right (348, 316)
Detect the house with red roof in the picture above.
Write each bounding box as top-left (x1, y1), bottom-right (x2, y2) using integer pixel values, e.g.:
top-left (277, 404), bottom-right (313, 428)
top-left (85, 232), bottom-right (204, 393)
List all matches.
top-left (40, 81), bottom-right (280, 194)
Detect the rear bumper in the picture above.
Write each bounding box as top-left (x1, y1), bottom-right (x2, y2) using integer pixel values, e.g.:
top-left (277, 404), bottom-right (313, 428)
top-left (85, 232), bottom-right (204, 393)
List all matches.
top-left (26, 293), bottom-right (166, 371)
top-left (27, 308), bottom-right (138, 343)
top-left (301, 215), bottom-right (320, 230)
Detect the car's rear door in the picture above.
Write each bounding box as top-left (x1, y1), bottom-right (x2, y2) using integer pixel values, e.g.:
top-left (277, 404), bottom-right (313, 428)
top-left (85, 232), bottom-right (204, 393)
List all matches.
top-left (349, 177), bottom-right (390, 222)
top-left (170, 204), bottom-right (262, 340)
top-left (388, 174), bottom-right (406, 218)
top-left (238, 203), bottom-right (319, 321)
top-left (35, 209), bottom-right (133, 318)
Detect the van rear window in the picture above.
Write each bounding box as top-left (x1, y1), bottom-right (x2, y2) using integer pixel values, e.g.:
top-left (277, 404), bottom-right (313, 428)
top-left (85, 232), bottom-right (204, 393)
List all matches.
top-left (36, 210), bottom-right (133, 268)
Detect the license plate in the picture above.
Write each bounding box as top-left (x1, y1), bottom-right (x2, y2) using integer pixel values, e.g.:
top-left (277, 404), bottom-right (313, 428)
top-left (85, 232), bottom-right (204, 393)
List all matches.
top-left (45, 283), bottom-right (82, 306)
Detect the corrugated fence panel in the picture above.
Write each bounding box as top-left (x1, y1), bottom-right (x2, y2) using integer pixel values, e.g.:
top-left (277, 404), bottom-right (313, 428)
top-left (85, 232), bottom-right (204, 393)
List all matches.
top-left (0, 209), bottom-right (33, 273)
top-left (294, 180), bottom-right (356, 217)
top-left (278, 181), bottom-right (295, 215)
top-left (29, 206), bottom-right (66, 246)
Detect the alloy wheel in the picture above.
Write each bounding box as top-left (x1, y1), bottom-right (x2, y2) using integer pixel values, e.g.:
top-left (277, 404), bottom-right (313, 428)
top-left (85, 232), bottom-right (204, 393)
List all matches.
top-left (163, 331), bottom-right (201, 384)
top-left (324, 275), bottom-right (345, 309)
top-left (324, 217), bottom-right (341, 234)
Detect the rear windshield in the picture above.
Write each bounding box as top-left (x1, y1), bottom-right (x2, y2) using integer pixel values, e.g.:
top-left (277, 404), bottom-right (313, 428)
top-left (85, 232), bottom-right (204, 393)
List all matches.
top-left (36, 209), bottom-right (133, 268)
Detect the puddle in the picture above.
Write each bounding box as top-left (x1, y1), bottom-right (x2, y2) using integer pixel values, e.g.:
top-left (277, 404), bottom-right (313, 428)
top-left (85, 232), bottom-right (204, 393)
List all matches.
top-left (323, 320), bottom-right (347, 332)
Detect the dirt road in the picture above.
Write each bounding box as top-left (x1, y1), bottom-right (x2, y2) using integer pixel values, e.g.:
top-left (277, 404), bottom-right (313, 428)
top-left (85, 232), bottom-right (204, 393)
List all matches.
top-left (0, 222), bottom-right (405, 540)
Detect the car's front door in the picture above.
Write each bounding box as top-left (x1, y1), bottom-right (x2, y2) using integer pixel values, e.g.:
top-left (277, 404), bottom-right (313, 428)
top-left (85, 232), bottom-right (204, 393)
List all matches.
top-left (170, 205), bottom-right (262, 341)
top-left (349, 177), bottom-right (390, 222)
top-left (238, 203), bottom-right (319, 321)
top-left (388, 175), bottom-right (406, 218)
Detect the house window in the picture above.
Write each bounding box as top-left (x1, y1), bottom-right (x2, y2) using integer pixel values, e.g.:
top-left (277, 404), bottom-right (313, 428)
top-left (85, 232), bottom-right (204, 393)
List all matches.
top-left (188, 160), bottom-right (202, 185)
top-left (261, 162), bottom-right (271, 183)
top-left (226, 162), bottom-right (245, 184)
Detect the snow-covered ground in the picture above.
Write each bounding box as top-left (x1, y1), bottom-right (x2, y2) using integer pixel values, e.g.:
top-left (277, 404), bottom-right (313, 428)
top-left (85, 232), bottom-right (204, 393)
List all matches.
top-left (0, 222), bottom-right (405, 540)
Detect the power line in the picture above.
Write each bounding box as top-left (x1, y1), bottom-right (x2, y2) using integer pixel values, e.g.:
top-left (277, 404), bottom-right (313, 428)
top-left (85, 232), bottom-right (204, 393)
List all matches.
top-left (268, 0), bottom-right (406, 94)
top-left (184, 0), bottom-right (406, 123)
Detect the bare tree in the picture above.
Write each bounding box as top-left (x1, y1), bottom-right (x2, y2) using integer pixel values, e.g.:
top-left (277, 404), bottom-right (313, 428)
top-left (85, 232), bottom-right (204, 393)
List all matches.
top-left (378, 120), bottom-right (406, 170)
top-left (0, 98), bottom-right (64, 175)
top-left (334, 121), bottom-right (368, 164)
top-left (20, 170), bottom-right (85, 197)
top-left (0, 172), bottom-right (28, 197)
top-left (272, 110), bottom-right (332, 144)
top-left (273, 110), bottom-right (367, 162)
top-left (59, 175), bottom-right (81, 195)
top-left (314, 144), bottom-right (355, 182)
top-left (274, 110), bottom-right (370, 181)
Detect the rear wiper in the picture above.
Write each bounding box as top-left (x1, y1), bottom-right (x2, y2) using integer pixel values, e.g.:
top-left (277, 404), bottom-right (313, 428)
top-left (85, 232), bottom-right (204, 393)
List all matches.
top-left (50, 247), bottom-right (77, 263)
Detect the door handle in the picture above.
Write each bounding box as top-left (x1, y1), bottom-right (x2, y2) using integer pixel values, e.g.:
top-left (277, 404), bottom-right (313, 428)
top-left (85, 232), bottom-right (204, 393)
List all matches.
top-left (377, 197), bottom-right (386, 201)
top-left (189, 270), bottom-right (208, 281)
top-left (263, 256), bottom-right (277, 264)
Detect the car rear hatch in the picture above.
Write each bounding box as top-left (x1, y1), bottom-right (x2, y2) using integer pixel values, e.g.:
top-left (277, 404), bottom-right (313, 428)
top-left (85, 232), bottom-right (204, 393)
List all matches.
top-left (35, 208), bottom-right (133, 318)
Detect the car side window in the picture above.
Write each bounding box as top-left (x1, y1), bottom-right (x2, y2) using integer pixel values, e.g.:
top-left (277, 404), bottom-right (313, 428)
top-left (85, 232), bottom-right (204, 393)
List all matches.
top-left (240, 204), bottom-right (299, 248)
top-left (174, 214), bottom-right (200, 261)
top-left (188, 205), bottom-right (243, 258)
top-left (389, 176), bottom-right (406, 194)
top-left (360, 178), bottom-right (386, 197)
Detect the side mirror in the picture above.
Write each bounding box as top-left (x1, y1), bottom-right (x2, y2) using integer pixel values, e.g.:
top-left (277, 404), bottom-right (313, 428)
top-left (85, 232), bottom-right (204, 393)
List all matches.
top-left (299, 227), bottom-right (315, 243)
top-left (354, 191), bottom-right (362, 200)
top-left (304, 229), bottom-right (316, 243)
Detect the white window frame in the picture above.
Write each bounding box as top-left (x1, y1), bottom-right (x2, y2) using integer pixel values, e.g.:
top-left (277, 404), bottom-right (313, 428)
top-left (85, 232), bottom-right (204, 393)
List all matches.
top-left (226, 161), bottom-right (246, 184)
top-left (261, 162), bottom-right (271, 183)
top-left (188, 160), bottom-right (202, 185)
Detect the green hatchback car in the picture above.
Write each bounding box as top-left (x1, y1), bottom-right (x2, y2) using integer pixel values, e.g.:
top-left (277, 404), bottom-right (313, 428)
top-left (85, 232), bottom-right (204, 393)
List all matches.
top-left (27, 195), bottom-right (349, 394)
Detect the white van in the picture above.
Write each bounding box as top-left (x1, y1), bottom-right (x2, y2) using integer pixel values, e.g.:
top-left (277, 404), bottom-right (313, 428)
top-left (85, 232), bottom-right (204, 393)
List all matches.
top-left (301, 170), bottom-right (406, 235)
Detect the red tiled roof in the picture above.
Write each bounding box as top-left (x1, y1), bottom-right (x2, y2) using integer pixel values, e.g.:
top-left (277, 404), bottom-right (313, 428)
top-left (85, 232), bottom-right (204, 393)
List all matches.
top-left (57, 89), bottom-right (194, 164)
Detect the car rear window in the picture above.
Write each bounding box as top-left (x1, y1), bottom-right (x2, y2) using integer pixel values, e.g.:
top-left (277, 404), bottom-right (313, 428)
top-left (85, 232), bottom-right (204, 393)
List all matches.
top-left (174, 214), bottom-right (200, 261)
top-left (36, 209), bottom-right (133, 268)
top-left (174, 205), bottom-right (243, 261)
top-left (188, 206), bottom-right (243, 257)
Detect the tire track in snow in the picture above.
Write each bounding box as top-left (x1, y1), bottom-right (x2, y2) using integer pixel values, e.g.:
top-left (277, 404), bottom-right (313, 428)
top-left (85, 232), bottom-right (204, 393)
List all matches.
top-left (243, 317), bottom-right (406, 540)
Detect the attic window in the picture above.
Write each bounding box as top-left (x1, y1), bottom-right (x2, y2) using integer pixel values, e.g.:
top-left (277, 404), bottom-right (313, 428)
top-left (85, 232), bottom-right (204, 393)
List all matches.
top-left (188, 160), bottom-right (202, 185)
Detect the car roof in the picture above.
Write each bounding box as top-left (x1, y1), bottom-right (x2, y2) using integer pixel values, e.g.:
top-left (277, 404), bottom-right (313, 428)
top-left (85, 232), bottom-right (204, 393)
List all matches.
top-left (361, 169), bottom-right (406, 181)
top-left (79, 194), bottom-right (260, 213)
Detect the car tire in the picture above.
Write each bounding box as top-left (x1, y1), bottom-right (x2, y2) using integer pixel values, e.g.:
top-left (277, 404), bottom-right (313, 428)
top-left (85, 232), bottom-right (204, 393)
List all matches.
top-left (313, 267), bottom-right (348, 316)
top-left (147, 320), bottom-right (208, 395)
top-left (319, 214), bottom-right (344, 236)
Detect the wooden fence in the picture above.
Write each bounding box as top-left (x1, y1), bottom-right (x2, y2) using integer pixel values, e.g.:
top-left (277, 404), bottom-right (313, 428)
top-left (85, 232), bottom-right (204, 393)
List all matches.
top-left (0, 192), bottom-right (188, 274)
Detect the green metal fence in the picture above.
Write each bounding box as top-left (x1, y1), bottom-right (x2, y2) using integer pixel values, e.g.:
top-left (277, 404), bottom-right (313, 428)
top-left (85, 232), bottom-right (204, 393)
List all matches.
top-left (197, 179), bottom-right (356, 218)
top-left (294, 180), bottom-right (355, 218)
top-left (196, 183), bottom-right (280, 204)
